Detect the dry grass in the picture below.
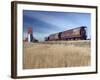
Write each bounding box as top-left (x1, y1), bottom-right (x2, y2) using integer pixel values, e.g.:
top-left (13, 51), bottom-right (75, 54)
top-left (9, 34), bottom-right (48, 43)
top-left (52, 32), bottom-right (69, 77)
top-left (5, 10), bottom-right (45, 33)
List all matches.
top-left (23, 40), bottom-right (91, 69)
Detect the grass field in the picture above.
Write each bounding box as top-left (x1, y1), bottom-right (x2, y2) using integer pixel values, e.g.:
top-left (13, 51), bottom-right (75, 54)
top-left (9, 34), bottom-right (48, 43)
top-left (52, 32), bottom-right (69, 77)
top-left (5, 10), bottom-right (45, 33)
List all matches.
top-left (23, 40), bottom-right (91, 69)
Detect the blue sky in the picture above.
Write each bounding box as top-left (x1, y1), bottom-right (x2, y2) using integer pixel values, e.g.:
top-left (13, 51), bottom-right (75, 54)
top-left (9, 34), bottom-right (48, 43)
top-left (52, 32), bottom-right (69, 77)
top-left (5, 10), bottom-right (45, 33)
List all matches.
top-left (23, 10), bottom-right (91, 41)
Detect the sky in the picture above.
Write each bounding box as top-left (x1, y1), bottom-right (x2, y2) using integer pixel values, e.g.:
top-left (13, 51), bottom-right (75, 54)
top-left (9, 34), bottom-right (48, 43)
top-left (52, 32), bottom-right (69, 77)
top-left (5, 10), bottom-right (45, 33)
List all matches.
top-left (23, 10), bottom-right (91, 41)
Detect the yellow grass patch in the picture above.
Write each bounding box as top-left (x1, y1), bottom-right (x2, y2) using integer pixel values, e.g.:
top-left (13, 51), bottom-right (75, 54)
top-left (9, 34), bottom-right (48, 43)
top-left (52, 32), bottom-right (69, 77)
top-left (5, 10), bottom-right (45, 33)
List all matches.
top-left (23, 40), bottom-right (90, 69)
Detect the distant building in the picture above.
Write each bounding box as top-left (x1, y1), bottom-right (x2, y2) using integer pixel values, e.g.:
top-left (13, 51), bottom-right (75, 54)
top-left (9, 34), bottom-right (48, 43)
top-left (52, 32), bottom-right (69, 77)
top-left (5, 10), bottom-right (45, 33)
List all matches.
top-left (27, 27), bottom-right (34, 42)
top-left (23, 27), bottom-right (38, 43)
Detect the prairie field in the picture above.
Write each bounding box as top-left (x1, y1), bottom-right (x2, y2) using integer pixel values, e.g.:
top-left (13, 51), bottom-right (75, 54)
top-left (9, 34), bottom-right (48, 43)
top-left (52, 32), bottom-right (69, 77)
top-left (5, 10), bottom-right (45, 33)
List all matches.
top-left (23, 40), bottom-right (91, 69)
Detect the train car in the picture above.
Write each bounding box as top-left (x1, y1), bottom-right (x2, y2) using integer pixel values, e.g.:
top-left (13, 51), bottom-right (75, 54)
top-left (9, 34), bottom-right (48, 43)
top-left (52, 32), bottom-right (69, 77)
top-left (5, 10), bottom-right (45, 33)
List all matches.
top-left (45, 26), bottom-right (87, 41)
top-left (48, 33), bottom-right (60, 41)
top-left (60, 26), bottom-right (87, 40)
top-left (45, 37), bottom-right (49, 41)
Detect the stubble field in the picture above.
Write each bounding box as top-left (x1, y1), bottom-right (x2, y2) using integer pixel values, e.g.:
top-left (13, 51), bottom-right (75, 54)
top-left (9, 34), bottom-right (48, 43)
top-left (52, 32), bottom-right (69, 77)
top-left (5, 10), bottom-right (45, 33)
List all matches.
top-left (23, 40), bottom-right (91, 69)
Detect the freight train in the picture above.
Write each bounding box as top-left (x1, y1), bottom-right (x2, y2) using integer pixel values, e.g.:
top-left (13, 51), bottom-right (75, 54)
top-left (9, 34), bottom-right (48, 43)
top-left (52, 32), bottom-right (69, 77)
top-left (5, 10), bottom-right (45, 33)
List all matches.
top-left (45, 26), bottom-right (87, 41)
